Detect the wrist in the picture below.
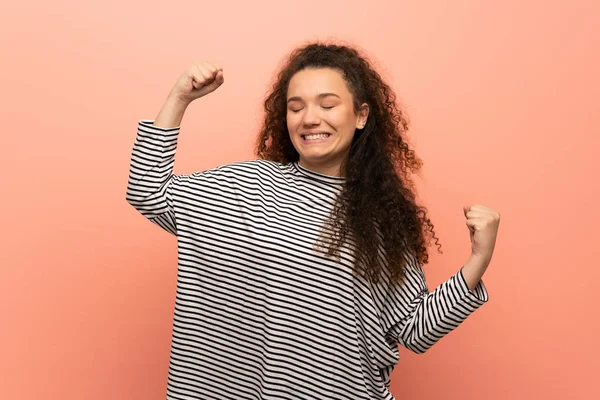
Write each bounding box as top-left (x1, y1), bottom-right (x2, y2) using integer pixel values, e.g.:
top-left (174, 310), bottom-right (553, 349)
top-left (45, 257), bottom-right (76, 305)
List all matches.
top-left (166, 92), bottom-right (192, 110)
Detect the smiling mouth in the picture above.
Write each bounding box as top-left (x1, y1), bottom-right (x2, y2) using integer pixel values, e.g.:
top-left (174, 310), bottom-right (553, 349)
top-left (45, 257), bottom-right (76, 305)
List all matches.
top-left (302, 133), bottom-right (331, 141)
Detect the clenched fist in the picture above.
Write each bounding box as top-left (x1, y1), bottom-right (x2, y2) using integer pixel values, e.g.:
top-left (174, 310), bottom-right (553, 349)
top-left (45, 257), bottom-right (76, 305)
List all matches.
top-left (463, 204), bottom-right (501, 264)
top-left (170, 61), bottom-right (224, 105)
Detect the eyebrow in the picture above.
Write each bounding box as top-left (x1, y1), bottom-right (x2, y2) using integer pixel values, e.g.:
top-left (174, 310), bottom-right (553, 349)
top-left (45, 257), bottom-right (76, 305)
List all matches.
top-left (286, 93), bottom-right (341, 103)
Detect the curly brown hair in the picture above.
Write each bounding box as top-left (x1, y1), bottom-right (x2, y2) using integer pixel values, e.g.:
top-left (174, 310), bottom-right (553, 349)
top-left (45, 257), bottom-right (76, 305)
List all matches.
top-left (255, 41), bottom-right (441, 285)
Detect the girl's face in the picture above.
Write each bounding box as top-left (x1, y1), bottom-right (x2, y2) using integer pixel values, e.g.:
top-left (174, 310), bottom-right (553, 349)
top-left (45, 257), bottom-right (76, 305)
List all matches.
top-left (286, 68), bottom-right (369, 176)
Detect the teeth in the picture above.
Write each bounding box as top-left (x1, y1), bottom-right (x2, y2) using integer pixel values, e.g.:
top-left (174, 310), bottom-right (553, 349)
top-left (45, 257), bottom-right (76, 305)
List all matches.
top-left (305, 134), bottom-right (329, 140)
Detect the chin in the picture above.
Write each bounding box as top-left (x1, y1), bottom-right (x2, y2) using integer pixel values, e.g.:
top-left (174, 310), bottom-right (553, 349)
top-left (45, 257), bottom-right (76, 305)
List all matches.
top-left (299, 152), bottom-right (332, 163)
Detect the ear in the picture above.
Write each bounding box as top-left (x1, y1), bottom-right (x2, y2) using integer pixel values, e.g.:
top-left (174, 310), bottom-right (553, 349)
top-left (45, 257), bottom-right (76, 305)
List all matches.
top-left (356, 103), bottom-right (369, 129)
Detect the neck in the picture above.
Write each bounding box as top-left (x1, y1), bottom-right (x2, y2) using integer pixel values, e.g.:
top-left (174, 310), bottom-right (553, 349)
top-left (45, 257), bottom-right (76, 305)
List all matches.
top-left (298, 158), bottom-right (346, 177)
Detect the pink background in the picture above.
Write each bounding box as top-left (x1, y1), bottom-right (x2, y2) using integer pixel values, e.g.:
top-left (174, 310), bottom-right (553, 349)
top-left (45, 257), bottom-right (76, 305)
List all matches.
top-left (2, 1), bottom-right (599, 399)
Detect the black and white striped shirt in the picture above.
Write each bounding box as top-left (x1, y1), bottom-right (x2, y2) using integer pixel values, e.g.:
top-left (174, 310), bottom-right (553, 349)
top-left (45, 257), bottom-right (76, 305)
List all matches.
top-left (126, 120), bottom-right (489, 400)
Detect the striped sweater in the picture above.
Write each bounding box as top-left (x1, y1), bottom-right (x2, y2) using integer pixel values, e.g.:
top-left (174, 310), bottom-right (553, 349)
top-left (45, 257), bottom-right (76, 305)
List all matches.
top-left (126, 120), bottom-right (489, 399)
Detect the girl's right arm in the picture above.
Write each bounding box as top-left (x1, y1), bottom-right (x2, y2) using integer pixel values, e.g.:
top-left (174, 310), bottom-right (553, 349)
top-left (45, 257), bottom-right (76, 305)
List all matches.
top-left (125, 62), bottom-right (224, 234)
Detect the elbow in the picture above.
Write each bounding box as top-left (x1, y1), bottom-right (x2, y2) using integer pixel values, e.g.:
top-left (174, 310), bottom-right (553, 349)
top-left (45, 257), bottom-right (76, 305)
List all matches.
top-left (405, 337), bottom-right (434, 354)
top-left (125, 193), bottom-right (147, 214)
top-left (125, 186), bottom-right (146, 209)
top-left (125, 193), bottom-right (137, 208)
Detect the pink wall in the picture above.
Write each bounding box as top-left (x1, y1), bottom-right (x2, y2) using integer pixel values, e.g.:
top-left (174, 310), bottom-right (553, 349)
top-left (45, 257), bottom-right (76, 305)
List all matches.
top-left (2, 1), bottom-right (598, 399)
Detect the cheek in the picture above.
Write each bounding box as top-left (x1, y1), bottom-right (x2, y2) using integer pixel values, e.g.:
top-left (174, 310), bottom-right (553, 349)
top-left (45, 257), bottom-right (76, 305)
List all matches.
top-left (286, 112), bottom-right (300, 132)
top-left (330, 112), bottom-right (356, 132)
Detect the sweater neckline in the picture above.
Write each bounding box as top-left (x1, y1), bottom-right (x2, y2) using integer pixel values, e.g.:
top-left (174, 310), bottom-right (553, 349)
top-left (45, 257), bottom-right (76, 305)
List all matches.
top-left (293, 162), bottom-right (346, 185)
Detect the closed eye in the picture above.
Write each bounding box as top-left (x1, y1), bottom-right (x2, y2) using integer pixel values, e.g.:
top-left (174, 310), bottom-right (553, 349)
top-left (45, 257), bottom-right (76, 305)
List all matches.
top-left (289, 105), bottom-right (334, 113)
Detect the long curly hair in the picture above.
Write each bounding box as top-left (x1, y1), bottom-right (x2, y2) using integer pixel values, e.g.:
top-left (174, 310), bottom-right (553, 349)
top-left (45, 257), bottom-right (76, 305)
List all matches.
top-left (255, 41), bottom-right (441, 285)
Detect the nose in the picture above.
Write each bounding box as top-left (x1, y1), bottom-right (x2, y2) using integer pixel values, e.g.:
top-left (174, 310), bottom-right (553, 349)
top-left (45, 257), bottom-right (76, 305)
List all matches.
top-left (302, 105), bottom-right (321, 126)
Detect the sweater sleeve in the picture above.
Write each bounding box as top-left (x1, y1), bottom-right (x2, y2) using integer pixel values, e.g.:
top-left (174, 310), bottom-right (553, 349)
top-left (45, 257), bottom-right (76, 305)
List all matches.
top-left (382, 254), bottom-right (489, 354)
top-left (125, 120), bottom-right (182, 235)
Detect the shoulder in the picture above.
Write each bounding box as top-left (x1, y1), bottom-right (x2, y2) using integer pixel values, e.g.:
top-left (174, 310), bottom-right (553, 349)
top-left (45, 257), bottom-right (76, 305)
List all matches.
top-left (187, 159), bottom-right (293, 183)
top-left (210, 159), bottom-right (289, 176)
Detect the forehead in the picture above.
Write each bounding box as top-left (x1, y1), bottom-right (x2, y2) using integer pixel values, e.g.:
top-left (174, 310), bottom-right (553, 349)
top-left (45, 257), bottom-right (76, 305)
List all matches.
top-left (287, 68), bottom-right (351, 98)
